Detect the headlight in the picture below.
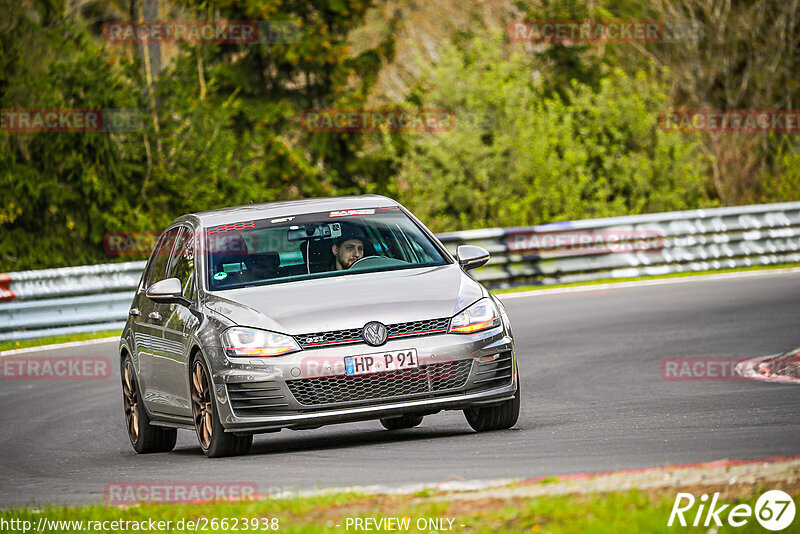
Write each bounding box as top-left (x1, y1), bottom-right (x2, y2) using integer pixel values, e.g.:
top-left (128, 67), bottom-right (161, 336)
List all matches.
top-left (222, 327), bottom-right (301, 357)
top-left (449, 298), bottom-right (501, 334)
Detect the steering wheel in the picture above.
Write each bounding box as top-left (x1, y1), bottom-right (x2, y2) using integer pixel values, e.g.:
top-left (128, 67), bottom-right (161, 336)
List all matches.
top-left (349, 255), bottom-right (382, 269)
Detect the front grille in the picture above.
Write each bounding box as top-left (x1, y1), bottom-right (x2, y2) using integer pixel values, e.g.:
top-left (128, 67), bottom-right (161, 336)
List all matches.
top-left (296, 318), bottom-right (451, 348)
top-left (287, 359), bottom-right (473, 406)
top-left (228, 381), bottom-right (290, 416)
top-left (473, 352), bottom-right (514, 387)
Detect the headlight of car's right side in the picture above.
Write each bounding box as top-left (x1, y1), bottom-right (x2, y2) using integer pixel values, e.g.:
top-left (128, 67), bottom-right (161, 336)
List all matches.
top-left (449, 298), bottom-right (501, 334)
top-left (222, 327), bottom-right (301, 357)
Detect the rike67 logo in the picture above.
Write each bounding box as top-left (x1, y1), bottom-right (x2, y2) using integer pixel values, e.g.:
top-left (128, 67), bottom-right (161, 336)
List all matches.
top-left (668, 490), bottom-right (795, 531)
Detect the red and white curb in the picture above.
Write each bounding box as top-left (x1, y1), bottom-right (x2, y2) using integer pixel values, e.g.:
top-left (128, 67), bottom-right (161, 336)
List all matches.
top-left (438, 455), bottom-right (800, 502)
top-left (238, 455), bottom-right (800, 502)
top-left (736, 352), bottom-right (800, 385)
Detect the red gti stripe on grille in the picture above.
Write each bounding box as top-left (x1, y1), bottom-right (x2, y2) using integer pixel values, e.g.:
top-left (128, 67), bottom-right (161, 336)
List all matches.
top-left (300, 338), bottom-right (364, 348)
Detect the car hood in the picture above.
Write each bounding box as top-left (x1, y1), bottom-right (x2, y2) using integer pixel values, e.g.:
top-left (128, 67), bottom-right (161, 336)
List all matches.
top-left (204, 265), bottom-right (486, 335)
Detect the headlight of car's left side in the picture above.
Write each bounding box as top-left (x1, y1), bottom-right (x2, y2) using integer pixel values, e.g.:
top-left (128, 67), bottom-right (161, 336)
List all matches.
top-left (222, 327), bottom-right (301, 357)
top-left (449, 298), bottom-right (501, 334)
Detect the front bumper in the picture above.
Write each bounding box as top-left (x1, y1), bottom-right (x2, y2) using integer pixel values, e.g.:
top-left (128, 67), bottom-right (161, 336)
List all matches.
top-left (224, 381), bottom-right (517, 433)
top-left (203, 325), bottom-right (516, 433)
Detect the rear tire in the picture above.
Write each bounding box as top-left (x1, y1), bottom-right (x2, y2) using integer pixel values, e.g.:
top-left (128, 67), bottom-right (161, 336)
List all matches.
top-left (464, 379), bottom-right (520, 432)
top-left (121, 356), bottom-right (177, 453)
top-left (191, 355), bottom-right (252, 458)
top-left (380, 414), bottom-right (424, 430)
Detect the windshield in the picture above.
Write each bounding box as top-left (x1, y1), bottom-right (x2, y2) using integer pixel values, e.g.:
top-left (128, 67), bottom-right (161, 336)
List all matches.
top-left (204, 207), bottom-right (450, 290)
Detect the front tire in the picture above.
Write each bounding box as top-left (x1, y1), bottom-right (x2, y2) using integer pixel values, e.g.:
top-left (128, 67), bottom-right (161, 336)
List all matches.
top-left (380, 414), bottom-right (424, 430)
top-left (191, 355), bottom-right (252, 458)
top-left (121, 356), bottom-right (177, 453)
top-left (464, 379), bottom-right (520, 432)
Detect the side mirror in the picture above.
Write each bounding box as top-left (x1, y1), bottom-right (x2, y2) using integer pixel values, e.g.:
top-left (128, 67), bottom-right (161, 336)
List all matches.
top-left (457, 245), bottom-right (490, 270)
top-left (146, 278), bottom-right (191, 306)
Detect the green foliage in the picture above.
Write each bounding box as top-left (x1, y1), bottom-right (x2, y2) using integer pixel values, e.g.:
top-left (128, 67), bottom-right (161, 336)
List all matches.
top-left (389, 33), bottom-right (710, 232)
top-left (3, 0), bottom-right (797, 271)
top-left (176, 0), bottom-right (397, 194)
top-left (1, 2), bottom-right (146, 269)
top-left (760, 138), bottom-right (800, 203)
top-left (1, 0), bottom-right (393, 271)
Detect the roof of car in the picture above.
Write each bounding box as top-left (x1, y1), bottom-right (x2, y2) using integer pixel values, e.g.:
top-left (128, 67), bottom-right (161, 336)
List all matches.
top-left (181, 195), bottom-right (401, 227)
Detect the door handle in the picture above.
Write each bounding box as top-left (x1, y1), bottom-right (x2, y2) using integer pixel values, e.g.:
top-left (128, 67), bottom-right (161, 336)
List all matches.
top-left (148, 311), bottom-right (162, 322)
top-left (129, 308), bottom-right (141, 317)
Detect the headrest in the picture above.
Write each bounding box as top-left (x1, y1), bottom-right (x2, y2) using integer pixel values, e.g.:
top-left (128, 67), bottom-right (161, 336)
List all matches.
top-left (247, 252), bottom-right (280, 270)
top-left (208, 232), bottom-right (248, 255)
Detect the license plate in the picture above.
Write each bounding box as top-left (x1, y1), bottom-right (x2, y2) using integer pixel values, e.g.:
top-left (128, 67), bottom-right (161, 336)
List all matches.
top-left (344, 349), bottom-right (418, 377)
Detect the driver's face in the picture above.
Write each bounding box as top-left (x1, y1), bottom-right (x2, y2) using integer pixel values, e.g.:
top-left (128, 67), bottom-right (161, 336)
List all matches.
top-left (332, 239), bottom-right (364, 270)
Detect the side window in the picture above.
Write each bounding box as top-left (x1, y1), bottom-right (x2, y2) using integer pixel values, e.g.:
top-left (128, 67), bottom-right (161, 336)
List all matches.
top-left (168, 227), bottom-right (195, 297)
top-left (384, 225), bottom-right (413, 262)
top-left (184, 273), bottom-right (197, 300)
top-left (363, 224), bottom-right (390, 256)
top-left (144, 228), bottom-right (180, 288)
top-left (407, 236), bottom-right (434, 263)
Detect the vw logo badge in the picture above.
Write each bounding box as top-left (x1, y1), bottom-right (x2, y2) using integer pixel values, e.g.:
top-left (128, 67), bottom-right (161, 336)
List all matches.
top-left (362, 321), bottom-right (388, 346)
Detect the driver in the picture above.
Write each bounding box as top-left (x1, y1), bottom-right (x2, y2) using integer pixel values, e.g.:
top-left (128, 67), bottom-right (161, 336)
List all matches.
top-left (331, 228), bottom-right (368, 270)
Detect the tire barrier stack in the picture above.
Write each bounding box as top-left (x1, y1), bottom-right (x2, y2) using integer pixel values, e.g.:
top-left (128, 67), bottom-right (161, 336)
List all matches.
top-left (2, 202), bottom-right (799, 342)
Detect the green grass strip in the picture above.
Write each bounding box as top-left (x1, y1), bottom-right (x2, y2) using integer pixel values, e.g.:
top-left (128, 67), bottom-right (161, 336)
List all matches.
top-left (0, 330), bottom-right (121, 353)
top-left (1, 485), bottom-right (794, 533)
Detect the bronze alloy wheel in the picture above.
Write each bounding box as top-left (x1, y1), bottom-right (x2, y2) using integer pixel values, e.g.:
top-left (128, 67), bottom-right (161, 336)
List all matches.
top-left (191, 360), bottom-right (213, 449)
top-left (190, 355), bottom-right (252, 457)
top-left (120, 356), bottom-right (177, 453)
top-left (122, 361), bottom-right (140, 443)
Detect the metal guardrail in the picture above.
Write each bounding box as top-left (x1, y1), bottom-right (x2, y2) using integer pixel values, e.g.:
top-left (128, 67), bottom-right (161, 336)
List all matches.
top-left (437, 201), bottom-right (800, 287)
top-left (0, 262), bottom-right (145, 342)
top-left (2, 202), bottom-right (799, 342)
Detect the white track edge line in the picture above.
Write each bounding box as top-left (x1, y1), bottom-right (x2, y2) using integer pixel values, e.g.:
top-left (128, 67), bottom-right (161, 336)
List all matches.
top-left (0, 336), bottom-right (120, 356)
top-left (497, 267), bottom-right (800, 300)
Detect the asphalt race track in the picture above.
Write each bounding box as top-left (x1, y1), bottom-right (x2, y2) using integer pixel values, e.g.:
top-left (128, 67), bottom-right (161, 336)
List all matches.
top-left (2, 271), bottom-right (799, 507)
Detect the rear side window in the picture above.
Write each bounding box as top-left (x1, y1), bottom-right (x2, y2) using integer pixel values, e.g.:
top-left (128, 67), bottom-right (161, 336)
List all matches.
top-left (144, 227), bottom-right (180, 288)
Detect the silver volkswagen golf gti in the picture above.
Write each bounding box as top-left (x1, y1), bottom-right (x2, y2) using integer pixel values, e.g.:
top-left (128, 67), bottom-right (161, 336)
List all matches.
top-left (119, 195), bottom-right (519, 457)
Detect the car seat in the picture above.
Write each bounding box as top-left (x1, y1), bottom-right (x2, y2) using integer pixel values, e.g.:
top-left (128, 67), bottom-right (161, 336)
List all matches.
top-left (208, 232), bottom-right (249, 282)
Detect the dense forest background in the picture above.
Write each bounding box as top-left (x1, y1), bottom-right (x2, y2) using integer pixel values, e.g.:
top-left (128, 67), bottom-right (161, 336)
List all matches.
top-left (2, 0), bottom-right (800, 270)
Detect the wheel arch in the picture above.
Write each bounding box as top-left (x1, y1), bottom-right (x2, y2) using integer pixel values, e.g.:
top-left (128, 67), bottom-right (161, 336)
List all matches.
top-left (119, 338), bottom-right (132, 366)
top-left (186, 343), bottom-right (213, 390)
